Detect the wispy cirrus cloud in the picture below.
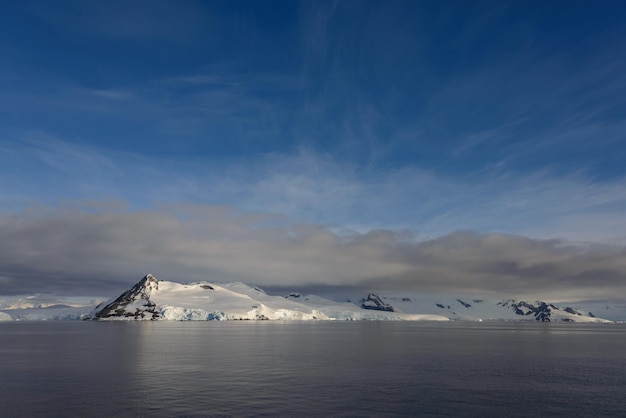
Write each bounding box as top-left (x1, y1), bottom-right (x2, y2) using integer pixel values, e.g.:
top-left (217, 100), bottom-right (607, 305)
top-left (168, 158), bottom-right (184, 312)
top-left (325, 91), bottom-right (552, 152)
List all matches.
top-left (3, 137), bottom-right (626, 245)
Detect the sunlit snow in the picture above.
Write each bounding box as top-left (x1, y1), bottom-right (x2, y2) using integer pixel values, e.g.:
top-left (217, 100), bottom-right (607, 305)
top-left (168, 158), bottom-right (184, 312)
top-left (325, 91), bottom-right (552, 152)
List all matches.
top-left (91, 275), bottom-right (449, 322)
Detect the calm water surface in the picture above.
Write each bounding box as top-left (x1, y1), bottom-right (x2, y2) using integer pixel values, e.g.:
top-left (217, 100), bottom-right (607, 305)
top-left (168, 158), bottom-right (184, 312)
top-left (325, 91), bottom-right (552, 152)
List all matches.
top-left (1, 321), bottom-right (625, 417)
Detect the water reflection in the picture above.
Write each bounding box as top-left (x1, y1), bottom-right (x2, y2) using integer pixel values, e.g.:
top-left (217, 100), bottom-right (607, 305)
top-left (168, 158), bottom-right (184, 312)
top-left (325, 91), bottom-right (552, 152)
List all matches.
top-left (1, 321), bottom-right (626, 417)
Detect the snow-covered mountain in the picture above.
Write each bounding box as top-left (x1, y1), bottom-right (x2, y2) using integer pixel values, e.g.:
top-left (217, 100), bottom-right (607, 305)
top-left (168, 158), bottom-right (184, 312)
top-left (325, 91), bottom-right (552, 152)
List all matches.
top-left (0, 305), bottom-right (92, 321)
top-left (361, 295), bottom-right (613, 323)
top-left (89, 274), bottom-right (448, 321)
top-left (0, 274), bottom-right (619, 322)
top-left (0, 295), bottom-right (102, 321)
top-left (0, 295), bottom-right (99, 310)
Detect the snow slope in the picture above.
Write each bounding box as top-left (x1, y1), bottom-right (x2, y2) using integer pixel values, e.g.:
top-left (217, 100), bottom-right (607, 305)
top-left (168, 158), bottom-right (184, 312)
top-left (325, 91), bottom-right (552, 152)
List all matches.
top-left (91, 275), bottom-right (449, 321)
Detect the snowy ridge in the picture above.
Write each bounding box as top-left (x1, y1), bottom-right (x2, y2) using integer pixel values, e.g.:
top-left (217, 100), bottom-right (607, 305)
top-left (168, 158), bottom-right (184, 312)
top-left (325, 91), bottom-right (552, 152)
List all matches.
top-left (0, 296), bottom-right (98, 310)
top-left (0, 306), bottom-right (92, 321)
top-left (371, 295), bottom-right (613, 323)
top-left (90, 275), bottom-right (448, 321)
top-left (0, 295), bottom-right (104, 320)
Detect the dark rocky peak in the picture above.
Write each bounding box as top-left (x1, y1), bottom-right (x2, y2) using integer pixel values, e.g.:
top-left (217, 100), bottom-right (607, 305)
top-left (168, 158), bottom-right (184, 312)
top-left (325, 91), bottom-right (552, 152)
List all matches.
top-left (533, 302), bottom-right (555, 322)
top-left (499, 299), bottom-right (559, 322)
top-left (126, 274), bottom-right (159, 299)
top-left (93, 274), bottom-right (160, 319)
top-left (359, 293), bottom-right (395, 312)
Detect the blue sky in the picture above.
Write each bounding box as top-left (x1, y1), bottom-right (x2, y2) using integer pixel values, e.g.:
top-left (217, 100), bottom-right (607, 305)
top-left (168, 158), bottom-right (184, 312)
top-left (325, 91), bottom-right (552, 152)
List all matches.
top-left (1, 1), bottom-right (626, 297)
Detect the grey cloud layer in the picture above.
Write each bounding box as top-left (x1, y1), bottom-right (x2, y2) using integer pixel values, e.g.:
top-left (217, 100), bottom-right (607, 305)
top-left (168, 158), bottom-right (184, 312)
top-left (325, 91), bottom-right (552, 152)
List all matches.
top-left (1, 206), bottom-right (625, 301)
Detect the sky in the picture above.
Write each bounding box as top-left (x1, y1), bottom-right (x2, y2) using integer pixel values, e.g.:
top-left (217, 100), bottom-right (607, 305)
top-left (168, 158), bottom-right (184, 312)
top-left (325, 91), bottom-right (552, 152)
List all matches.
top-left (1, 0), bottom-right (626, 301)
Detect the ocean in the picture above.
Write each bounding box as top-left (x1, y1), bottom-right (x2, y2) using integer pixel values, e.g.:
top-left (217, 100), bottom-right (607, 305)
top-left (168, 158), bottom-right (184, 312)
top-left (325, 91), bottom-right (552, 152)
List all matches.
top-left (1, 321), bottom-right (625, 417)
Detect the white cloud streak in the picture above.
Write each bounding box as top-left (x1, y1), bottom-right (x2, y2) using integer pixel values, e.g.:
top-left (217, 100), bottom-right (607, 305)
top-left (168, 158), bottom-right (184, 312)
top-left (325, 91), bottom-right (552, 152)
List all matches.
top-left (3, 139), bottom-right (626, 244)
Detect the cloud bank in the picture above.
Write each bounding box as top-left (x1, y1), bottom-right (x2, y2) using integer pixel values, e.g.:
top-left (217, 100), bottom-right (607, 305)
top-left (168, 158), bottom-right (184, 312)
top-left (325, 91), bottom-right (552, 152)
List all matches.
top-left (1, 205), bottom-right (625, 302)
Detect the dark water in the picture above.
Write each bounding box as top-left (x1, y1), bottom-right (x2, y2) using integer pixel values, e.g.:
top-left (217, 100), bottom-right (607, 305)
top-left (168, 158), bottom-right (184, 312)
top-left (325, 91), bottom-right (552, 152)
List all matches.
top-left (1, 321), bottom-right (625, 417)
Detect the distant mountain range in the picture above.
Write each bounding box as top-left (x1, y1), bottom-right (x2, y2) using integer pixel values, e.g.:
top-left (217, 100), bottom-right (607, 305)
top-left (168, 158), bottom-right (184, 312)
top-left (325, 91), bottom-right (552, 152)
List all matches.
top-left (360, 295), bottom-right (613, 323)
top-left (0, 274), bottom-right (618, 323)
top-left (86, 275), bottom-right (615, 323)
